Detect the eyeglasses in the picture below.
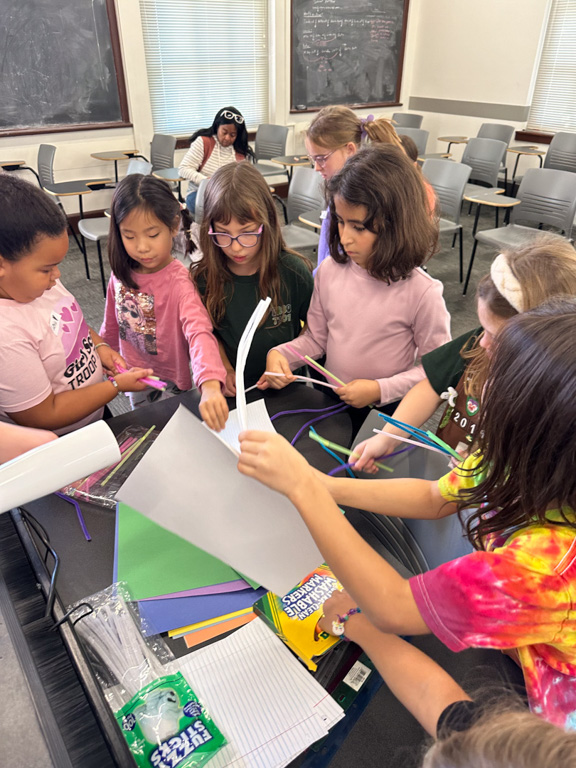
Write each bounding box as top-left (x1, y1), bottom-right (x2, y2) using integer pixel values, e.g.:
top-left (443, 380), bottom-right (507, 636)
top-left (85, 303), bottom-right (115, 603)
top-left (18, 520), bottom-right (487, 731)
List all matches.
top-left (208, 224), bottom-right (263, 248)
top-left (220, 111), bottom-right (244, 125)
top-left (307, 146), bottom-right (344, 167)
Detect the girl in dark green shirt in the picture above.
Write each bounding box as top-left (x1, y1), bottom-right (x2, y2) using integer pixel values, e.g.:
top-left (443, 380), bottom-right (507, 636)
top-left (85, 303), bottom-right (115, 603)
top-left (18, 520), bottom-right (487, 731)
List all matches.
top-left (191, 162), bottom-right (313, 391)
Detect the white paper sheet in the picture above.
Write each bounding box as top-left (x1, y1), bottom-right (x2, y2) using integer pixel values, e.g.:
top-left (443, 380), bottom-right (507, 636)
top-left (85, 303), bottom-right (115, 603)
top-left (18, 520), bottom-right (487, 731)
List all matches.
top-left (205, 399), bottom-right (276, 455)
top-left (235, 297), bottom-right (271, 431)
top-left (174, 618), bottom-right (344, 768)
top-left (117, 405), bottom-right (324, 595)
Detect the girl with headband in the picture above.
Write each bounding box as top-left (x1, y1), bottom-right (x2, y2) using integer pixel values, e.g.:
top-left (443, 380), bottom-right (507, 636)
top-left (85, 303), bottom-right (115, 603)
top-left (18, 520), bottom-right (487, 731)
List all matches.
top-left (353, 233), bottom-right (576, 469)
top-left (179, 106), bottom-right (253, 214)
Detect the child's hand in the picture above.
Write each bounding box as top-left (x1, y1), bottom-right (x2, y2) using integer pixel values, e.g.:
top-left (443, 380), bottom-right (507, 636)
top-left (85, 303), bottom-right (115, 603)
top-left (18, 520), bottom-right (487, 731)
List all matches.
top-left (96, 344), bottom-right (126, 376)
top-left (264, 350), bottom-right (295, 389)
top-left (335, 379), bottom-right (380, 408)
top-left (113, 368), bottom-right (155, 392)
top-left (352, 433), bottom-right (397, 473)
top-left (199, 381), bottom-right (229, 432)
top-left (223, 369), bottom-right (236, 397)
top-left (238, 430), bottom-right (315, 500)
top-left (319, 589), bottom-right (365, 640)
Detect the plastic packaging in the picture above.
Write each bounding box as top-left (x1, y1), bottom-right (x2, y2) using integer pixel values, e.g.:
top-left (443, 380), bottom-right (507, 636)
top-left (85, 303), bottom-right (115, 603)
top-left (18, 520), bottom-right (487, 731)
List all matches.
top-left (61, 424), bottom-right (159, 509)
top-left (72, 583), bottom-right (226, 768)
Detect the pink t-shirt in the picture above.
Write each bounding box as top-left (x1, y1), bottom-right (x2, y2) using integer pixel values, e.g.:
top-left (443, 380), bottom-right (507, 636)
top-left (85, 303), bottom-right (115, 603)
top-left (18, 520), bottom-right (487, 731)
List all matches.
top-left (274, 258), bottom-right (451, 405)
top-left (0, 281), bottom-right (104, 434)
top-left (99, 260), bottom-right (226, 391)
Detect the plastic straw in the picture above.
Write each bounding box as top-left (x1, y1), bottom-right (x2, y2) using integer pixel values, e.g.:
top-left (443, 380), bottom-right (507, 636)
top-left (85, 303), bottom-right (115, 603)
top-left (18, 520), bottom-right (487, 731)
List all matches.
top-left (309, 429), bottom-right (393, 472)
top-left (284, 344), bottom-right (346, 387)
top-left (372, 428), bottom-right (447, 455)
top-left (100, 425), bottom-right (156, 486)
top-left (115, 364), bottom-right (167, 391)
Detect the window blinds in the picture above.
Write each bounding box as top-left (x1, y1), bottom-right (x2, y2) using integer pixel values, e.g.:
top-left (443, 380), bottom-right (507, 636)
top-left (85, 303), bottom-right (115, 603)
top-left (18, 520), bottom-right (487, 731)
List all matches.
top-left (528, 0), bottom-right (576, 133)
top-left (139, 0), bottom-right (269, 136)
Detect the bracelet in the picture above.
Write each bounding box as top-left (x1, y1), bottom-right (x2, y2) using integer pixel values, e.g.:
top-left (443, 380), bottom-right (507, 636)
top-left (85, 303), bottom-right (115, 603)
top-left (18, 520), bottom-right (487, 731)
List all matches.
top-left (332, 607), bottom-right (362, 638)
top-left (108, 376), bottom-right (119, 393)
top-left (94, 342), bottom-right (111, 350)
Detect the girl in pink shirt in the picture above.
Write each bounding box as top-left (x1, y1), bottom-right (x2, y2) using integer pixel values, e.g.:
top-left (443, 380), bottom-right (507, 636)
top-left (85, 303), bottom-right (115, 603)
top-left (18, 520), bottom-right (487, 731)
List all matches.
top-left (0, 175), bottom-right (152, 435)
top-left (265, 144), bottom-right (450, 428)
top-left (100, 174), bottom-right (228, 430)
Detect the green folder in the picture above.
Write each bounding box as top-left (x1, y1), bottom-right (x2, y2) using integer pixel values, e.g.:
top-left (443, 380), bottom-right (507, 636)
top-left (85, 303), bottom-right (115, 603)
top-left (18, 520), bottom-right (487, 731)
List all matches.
top-left (116, 502), bottom-right (259, 600)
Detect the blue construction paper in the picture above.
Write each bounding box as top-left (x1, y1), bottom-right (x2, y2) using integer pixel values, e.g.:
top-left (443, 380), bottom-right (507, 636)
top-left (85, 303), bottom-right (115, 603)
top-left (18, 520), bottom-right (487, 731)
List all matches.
top-left (138, 587), bottom-right (268, 635)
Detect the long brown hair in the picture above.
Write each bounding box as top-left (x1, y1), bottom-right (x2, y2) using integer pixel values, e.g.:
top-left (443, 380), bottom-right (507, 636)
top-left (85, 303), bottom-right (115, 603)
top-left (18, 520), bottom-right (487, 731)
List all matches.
top-left (326, 144), bottom-right (438, 282)
top-left (458, 298), bottom-right (576, 547)
top-left (190, 162), bottom-right (310, 327)
top-left (306, 105), bottom-right (402, 150)
top-left (464, 234), bottom-right (576, 398)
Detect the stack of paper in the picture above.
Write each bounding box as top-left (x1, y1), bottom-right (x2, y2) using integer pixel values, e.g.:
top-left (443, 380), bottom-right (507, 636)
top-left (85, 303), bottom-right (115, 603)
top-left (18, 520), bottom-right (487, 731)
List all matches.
top-left (174, 618), bottom-right (344, 767)
top-left (115, 502), bottom-right (266, 637)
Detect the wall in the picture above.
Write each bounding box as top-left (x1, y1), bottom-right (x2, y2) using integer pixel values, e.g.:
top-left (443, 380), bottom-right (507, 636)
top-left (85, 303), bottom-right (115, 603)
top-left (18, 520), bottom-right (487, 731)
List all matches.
top-left (0, 0), bottom-right (553, 212)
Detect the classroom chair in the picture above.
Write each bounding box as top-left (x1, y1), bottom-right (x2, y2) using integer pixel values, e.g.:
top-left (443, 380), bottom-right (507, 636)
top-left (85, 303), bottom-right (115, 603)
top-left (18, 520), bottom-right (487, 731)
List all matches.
top-left (396, 126), bottom-right (428, 156)
top-left (461, 137), bottom-right (508, 195)
top-left (252, 124), bottom-right (289, 181)
top-left (511, 132), bottom-right (576, 195)
top-left (422, 159), bottom-right (472, 282)
top-left (281, 166), bottom-right (324, 253)
top-left (37, 144), bottom-right (109, 280)
top-left (463, 167), bottom-right (576, 295)
top-left (392, 112), bottom-right (424, 129)
top-left (76, 160), bottom-right (153, 296)
top-left (193, 178), bottom-right (209, 223)
top-left (477, 123), bottom-right (515, 189)
top-left (135, 134), bottom-right (177, 172)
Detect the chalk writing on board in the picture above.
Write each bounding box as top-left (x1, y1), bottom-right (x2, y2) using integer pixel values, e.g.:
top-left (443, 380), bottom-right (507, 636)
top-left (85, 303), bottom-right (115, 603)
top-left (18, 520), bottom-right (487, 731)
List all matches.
top-left (291, 0), bottom-right (409, 110)
top-left (0, 0), bottom-right (124, 132)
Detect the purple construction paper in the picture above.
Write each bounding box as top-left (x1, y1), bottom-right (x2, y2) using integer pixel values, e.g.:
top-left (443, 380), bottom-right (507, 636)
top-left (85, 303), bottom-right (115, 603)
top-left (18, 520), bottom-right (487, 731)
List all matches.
top-left (138, 587), bottom-right (267, 635)
top-left (139, 579), bottom-right (249, 601)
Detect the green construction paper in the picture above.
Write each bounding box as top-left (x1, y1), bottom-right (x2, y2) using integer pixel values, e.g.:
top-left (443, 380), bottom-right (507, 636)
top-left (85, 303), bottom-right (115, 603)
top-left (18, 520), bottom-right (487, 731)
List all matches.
top-left (116, 502), bottom-right (259, 600)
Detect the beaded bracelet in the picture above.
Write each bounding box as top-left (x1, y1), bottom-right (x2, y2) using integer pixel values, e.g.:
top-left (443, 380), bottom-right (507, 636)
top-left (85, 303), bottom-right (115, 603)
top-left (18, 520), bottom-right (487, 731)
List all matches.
top-left (331, 606), bottom-right (362, 638)
top-left (108, 376), bottom-right (119, 392)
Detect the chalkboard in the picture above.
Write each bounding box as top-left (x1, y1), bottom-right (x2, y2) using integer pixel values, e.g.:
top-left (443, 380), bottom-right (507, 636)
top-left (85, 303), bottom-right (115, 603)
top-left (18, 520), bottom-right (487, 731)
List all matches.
top-left (0, 0), bottom-right (129, 135)
top-left (291, 0), bottom-right (410, 111)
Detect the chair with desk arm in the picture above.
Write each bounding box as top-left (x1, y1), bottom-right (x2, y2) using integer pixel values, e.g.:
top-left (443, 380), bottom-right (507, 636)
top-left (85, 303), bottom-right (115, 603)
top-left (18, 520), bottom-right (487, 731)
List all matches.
top-left (281, 166), bottom-right (324, 253)
top-left (509, 132), bottom-right (576, 195)
top-left (395, 126), bottom-right (428, 156)
top-left (476, 123), bottom-right (515, 189)
top-left (463, 167), bottom-right (576, 295)
top-left (252, 124), bottom-right (290, 182)
top-left (392, 112), bottom-right (424, 129)
top-left (76, 160), bottom-right (153, 297)
top-left (37, 144), bottom-right (110, 281)
top-left (422, 159), bottom-right (472, 282)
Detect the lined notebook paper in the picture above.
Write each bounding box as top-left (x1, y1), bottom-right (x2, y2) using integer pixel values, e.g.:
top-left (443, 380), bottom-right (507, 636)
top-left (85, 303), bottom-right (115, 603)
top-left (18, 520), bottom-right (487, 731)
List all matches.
top-left (173, 618), bottom-right (344, 768)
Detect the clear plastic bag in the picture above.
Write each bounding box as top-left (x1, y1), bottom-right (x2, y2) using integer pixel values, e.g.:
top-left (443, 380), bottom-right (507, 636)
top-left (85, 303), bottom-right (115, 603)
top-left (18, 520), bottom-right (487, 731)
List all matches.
top-left (71, 583), bottom-right (226, 767)
top-left (60, 424), bottom-right (159, 509)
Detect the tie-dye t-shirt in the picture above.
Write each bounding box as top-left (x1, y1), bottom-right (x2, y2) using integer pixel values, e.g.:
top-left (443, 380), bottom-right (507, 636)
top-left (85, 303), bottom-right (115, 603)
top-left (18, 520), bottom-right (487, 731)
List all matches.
top-left (0, 280), bottom-right (104, 435)
top-left (410, 453), bottom-right (576, 729)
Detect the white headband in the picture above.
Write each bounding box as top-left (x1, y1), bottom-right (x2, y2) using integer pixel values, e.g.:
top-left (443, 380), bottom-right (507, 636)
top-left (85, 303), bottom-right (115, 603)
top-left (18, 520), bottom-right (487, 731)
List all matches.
top-left (490, 253), bottom-right (524, 313)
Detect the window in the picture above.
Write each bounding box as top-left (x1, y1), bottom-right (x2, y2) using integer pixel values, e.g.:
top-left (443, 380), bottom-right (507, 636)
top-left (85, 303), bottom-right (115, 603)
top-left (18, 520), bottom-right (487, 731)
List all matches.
top-left (527, 0), bottom-right (576, 133)
top-left (139, 0), bottom-right (269, 135)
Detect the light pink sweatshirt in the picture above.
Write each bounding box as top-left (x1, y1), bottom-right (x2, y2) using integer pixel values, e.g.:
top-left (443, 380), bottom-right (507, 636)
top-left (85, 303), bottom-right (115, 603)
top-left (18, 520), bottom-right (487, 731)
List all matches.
top-left (274, 258), bottom-right (451, 405)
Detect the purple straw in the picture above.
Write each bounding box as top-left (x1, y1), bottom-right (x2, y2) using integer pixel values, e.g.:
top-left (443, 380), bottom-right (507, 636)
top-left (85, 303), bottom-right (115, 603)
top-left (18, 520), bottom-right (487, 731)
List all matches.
top-left (54, 492), bottom-right (91, 541)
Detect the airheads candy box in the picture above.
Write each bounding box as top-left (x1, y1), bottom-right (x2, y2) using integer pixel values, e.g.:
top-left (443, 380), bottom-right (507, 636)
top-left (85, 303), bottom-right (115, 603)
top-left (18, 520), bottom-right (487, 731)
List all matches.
top-left (253, 564), bottom-right (342, 671)
top-left (116, 672), bottom-right (225, 768)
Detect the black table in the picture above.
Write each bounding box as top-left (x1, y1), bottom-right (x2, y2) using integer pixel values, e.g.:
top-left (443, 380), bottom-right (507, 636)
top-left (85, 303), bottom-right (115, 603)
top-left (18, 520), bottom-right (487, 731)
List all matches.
top-left (7, 385), bottom-right (525, 767)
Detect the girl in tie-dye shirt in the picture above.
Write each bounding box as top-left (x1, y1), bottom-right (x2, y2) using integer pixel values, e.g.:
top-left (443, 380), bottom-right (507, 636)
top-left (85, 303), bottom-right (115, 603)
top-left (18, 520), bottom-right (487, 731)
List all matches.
top-left (238, 299), bottom-right (576, 729)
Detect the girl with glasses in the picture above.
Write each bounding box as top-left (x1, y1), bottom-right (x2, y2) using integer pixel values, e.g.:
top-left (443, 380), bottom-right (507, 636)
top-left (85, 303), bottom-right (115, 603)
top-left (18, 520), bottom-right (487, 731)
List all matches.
top-left (190, 162), bottom-right (314, 394)
top-left (264, 144), bottom-right (450, 434)
top-left (305, 105), bottom-right (403, 272)
top-left (178, 106), bottom-right (254, 215)
top-left (100, 174), bottom-right (229, 430)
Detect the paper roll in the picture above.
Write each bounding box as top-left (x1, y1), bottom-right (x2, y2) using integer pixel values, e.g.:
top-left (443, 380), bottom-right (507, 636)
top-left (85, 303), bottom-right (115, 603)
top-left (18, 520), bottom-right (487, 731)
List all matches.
top-left (0, 420), bottom-right (120, 512)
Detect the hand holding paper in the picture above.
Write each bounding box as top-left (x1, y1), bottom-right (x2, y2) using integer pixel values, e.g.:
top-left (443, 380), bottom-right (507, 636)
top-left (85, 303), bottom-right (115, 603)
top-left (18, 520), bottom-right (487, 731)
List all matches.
top-left (238, 430), bottom-right (316, 502)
